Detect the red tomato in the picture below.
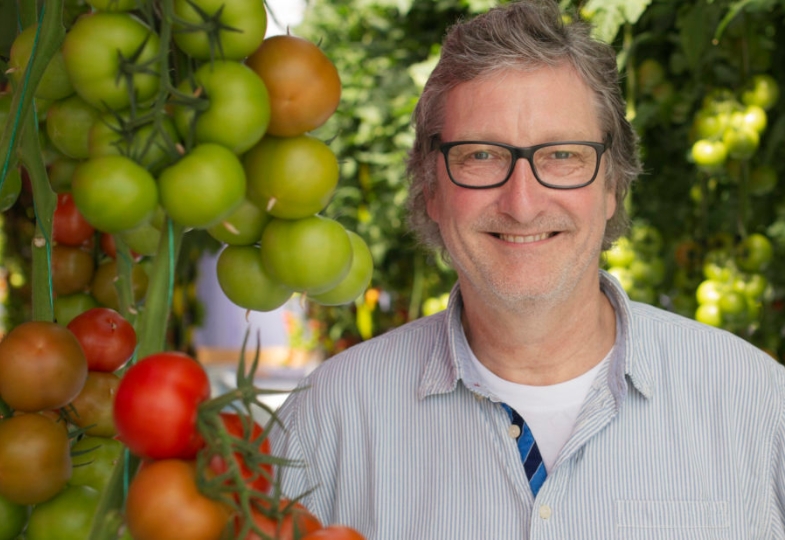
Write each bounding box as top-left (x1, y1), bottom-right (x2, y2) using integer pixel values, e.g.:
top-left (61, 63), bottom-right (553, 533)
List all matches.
top-left (125, 459), bottom-right (231, 540)
top-left (113, 352), bottom-right (210, 459)
top-left (242, 500), bottom-right (322, 540)
top-left (208, 412), bottom-right (272, 494)
top-left (53, 193), bottom-right (95, 247)
top-left (302, 526), bottom-right (367, 540)
top-left (67, 307), bottom-right (137, 372)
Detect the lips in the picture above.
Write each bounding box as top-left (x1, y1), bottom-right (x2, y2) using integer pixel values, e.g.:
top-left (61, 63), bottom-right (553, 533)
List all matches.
top-left (496, 232), bottom-right (555, 243)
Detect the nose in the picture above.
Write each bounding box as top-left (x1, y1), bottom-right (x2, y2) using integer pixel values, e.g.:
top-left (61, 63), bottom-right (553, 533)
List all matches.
top-left (495, 157), bottom-right (549, 221)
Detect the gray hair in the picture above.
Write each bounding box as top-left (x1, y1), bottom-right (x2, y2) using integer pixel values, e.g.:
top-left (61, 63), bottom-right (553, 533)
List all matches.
top-left (405, 0), bottom-right (641, 253)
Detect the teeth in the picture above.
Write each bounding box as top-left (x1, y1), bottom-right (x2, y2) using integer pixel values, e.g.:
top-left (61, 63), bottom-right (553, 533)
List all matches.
top-left (498, 232), bottom-right (552, 244)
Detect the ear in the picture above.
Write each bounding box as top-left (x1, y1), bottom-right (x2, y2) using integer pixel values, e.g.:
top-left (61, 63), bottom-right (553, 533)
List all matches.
top-left (425, 183), bottom-right (441, 223)
top-left (604, 183), bottom-right (617, 221)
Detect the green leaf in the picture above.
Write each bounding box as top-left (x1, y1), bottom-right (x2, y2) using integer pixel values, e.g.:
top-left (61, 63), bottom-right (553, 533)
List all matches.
top-left (583, 0), bottom-right (652, 43)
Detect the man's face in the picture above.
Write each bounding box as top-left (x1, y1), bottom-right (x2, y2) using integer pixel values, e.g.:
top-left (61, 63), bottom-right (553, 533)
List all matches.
top-left (426, 64), bottom-right (616, 311)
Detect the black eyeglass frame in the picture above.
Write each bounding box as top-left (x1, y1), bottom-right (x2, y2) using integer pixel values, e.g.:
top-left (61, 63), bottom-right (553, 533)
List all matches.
top-left (436, 138), bottom-right (611, 190)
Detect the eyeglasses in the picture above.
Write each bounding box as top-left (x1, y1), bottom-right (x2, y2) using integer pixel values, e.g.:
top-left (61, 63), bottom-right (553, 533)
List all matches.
top-left (437, 139), bottom-right (610, 190)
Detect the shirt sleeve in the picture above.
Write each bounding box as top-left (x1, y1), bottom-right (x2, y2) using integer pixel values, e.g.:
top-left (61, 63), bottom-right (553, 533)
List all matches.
top-left (770, 369), bottom-right (785, 538)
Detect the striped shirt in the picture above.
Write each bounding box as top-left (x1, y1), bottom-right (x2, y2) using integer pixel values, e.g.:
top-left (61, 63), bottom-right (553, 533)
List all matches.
top-left (270, 270), bottom-right (785, 539)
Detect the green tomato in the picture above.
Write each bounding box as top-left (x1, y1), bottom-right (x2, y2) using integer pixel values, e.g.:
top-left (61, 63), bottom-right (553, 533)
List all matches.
top-left (695, 303), bottom-right (722, 328)
top-left (62, 12), bottom-right (160, 111)
top-left (86, 0), bottom-right (137, 10)
top-left (9, 25), bottom-right (74, 101)
top-left (89, 112), bottom-right (179, 173)
top-left (692, 109), bottom-right (730, 140)
top-left (741, 74), bottom-right (780, 111)
top-left (207, 198), bottom-right (270, 246)
top-left (69, 436), bottom-right (124, 493)
top-left (718, 290), bottom-right (748, 323)
top-left (0, 493), bottom-right (27, 540)
top-left (603, 236), bottom-right (635, 268)
top-left (702, 249), bottom-right (735, 282)
top-left (54, 292), bottom-right (99, 326)
top-left (71, 155), bottom-right (158, 233)
top-left (630, 223), bottom-right (663, 256)
top-left (606, 266), bottom-right (634, 292)
top-left (244, 134), bottom-right (340, 219)
top-left (732, 272), bottom-right (768, 301)
top-left (118, 219), bottom-right (161, 256)
top-left (216, 245), bottom-right (294, 312)
top-left (691, 139), bottom-right (727, 169)
top-left (172, 0), bottom-right (267, 60)
top-left (261, 215), bottom-right (353, 294)
top-left (696, 279), bottom-right (726, 305)
top-left (309, 230), bottom-right (374, 306)
top-left (46, 94), bottom-right (101, 159)
top-left (735, 233), bottom-right (773, 272)
top-left (26, 485), bottom-right (100, 540)
top-left (733, 105), bottom-right (768, 134)
top-left (48, 156), bottom-right (80, 193)
top-left (158, 143), bottom-right (246, 228)
top-left (722, 125), bottom-right (759, 160)
top-left (174, 61), bottom-right (270, 154)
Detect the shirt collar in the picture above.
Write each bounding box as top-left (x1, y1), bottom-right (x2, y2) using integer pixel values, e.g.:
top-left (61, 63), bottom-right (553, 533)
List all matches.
top-left (418, 270), bottom-right (655, 401)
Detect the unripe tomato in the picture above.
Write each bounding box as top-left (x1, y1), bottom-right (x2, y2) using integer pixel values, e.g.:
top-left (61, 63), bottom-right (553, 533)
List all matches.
top-left (0, 321), bottom-right (88, 412)
top-left (246, 35), bottom-right (342, 137)
top-left (159, 143), bottom-right (246, 228)
top-left (0, 414), bottom-right (72, 505)
top-left (722, 125), bottom-right (759, 160)
top-left (125, 459), bottom-right (231, 540)
top-left (54, 292), bottom-right (99, 326)
top-left (0, 492), bottom-right (27, 540)
top-left (741, 74), bottom-right (780, 110)
top-left (244, 134), bottom-right (340, 219)
top-left (26, 485), bottom-right (100, 540)
top-left (71, 155), bottom-right (159, 234)
top-left (695, 303), bottom-right (722, 327)
top-left (52, 244), bottom-right (95, 296)
top-left (173, 0), bottom-right (267, 61)
top-left (9, 25), bottom-right (74, 101)
top-left (113, 352), bottom-right (210, 460)
top-left (68, 371), bottom-right (121, 437)
top-left (90, 258), bottom-right (149, 311)
top-left (47, 156), bottom-right (79, 193)
top-left (89, 112), bottom-right (179, 173)
top-left (207, 198), bottom-right (270, 246)
top-left (309, 231), bottom-right (374, 306)
top-left (174, 61), bottom-right (270, 154)
top-left (118, 220), bottom-right (161, 257)
top-left (735, 233), bottom-right (773, 272)
top-left (62, 12), bottom-right (160, 111)
top-left (69, 436), bottom-right (124, 493)
top-left (45, 94), bottom-right (101, 159)
top-left (691, 139), bottom-right (727, 168)
top-left (216, 245), bottom-right (293, 312)
top-left (261, 216), bottom-right (353, 294)
top-left (691, 109), bottom-right (730, 140)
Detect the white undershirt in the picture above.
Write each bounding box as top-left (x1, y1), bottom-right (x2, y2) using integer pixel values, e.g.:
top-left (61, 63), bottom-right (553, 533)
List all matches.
top-left (468, 349), bottom-right (610, 472)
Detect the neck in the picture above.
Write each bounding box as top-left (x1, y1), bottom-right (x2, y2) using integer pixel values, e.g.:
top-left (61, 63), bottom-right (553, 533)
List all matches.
top-left (460, 276), bottom-right (616, 386)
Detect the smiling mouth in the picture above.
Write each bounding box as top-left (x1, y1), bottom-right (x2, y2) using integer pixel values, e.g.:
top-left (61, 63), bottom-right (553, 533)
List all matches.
top-left (494, 232), bottom-right (556, 244)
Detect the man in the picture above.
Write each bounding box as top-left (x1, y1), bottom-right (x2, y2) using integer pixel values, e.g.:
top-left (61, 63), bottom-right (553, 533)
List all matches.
top-left (270, 1), bottom-right (785, 538)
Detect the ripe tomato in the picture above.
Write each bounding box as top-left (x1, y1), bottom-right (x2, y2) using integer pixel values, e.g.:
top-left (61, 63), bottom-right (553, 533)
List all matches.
top-left (69, 435), bottom-right (124, 493)
top-left (54, 292), bottom-right (99, 326)
top-left (216, 245), bottom-right (293, 312)
top-left (0, 414), bottom-right (72, 505)
top-left (90, 258), bottom-right (149, 311)
top-left (53, 193), bottom-right (95, 247)
top-left (242, 500), bottom-right (322, 540)
top-left (9, 25), bottom-right (74, 101)
top-left (302, 526), bottom-right (367, 540)
top-left (158, 143), bottom-right (246, 228)
top-left (25, 485), bottom-right (100, 540)
top-left (62, 12), bottom-right (160, 111)
top-left (67, 307), bottom-right (136, 372)
top-left (173, 61), bottom-right (270, 154)
top-left (125, 459), bottom-right (231, 540)
top-left (71, 155), bottom-right (159, 234)
top-left (113, 352), bottom-right (210, 459)
top-left (207, 198), bottom-right (270, 246)
top-left (52, 244), bottom-right (95, 296)
top-left (45, 94), bottom-right (101, 160)
top-left (0, 321), bottom-right (87, 412)
top-left (261, 216), bottom-right (353, 294)
top-left (208, 412), bottom-right (273, 494)
top-left (68, 371), bottom-right (121, 437)
top-left (244, 134), bottom-right (340, 219)
top-left (0, 492), bottom-right (27, 540)
top-left (309, 231), bottom-right (374, 306)
top-left (246, 35), bottom-right (341, 137)
top-left (173, 0), bottom-right (267, 60)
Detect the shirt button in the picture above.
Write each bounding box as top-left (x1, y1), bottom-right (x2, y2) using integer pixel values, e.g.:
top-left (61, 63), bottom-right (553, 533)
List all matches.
top-left (539, 505), bottom-right (552, 520)
top-left (473, 392), bottom-right (484, 402)
top-left (508, 424), bottom-right (521, 438)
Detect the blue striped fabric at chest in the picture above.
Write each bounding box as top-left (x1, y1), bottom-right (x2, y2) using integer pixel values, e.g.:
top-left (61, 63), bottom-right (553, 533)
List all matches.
top-left (501, 402), bottom-right (547, 497)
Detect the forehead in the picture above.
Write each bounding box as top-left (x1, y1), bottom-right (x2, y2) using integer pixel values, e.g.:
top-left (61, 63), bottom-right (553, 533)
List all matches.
top-left (440, 64), bottom-right (602, 143)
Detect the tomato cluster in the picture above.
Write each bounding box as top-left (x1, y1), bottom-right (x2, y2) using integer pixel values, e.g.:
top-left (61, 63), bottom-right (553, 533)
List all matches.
top-left (0, 309), bottom-right (135, 540)
top-left (604, 223), bottom-right (666, 305)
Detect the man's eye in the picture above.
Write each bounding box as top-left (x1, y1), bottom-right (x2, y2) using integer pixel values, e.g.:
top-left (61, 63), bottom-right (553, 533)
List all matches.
top-left (552, 151), bottom-right (573, 160)
top-left (471, 151), bottom-right (492, 160)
